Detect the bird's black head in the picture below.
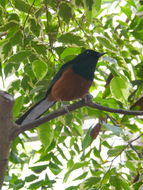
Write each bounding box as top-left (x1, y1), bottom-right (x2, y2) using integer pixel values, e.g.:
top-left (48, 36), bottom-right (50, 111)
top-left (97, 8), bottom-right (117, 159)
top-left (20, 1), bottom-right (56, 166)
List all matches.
top-left (79, 49), bottom-right (106, 59)
top-left (74, 49), bottom-right (106, 66)
top-left (73, 49), bottom-right (106, 81)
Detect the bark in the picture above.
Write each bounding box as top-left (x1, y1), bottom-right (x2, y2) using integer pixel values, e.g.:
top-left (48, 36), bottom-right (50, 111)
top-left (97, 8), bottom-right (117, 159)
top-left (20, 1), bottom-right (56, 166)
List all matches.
top-left (0, 91), bottom-right (14, 189)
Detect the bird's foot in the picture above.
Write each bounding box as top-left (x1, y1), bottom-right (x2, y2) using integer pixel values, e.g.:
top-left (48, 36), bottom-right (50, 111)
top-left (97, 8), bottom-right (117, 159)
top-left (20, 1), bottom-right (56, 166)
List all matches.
top-left (60, 101), bottom-right (70, 113)
top-left (63, 105), bottom-right (70, 113)
top-left (82, 93), bottom-right (93, 103)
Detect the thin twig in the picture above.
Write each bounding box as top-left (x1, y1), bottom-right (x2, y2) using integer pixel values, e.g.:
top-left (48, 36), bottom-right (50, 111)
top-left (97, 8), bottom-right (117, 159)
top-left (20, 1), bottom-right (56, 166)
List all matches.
top-left (98, 146), bottom-right (127, 189)
top-left (86, 101), bottom-right (143, 115)
top-left (128, 143), bottom-right (142, 159)
top-left (128, 133), bottom-right (143, 159)
top-left (129, 133), bottom-right (143, 143)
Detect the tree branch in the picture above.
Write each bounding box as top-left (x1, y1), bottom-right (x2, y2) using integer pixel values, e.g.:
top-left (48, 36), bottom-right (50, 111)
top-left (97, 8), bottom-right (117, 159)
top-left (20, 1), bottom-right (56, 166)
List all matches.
top-left (10, 99), bottom-right (143, 140)
top-left (86, 101), bottom-right (143, 115)
top-left (10, 100), bottom-right (85, 139)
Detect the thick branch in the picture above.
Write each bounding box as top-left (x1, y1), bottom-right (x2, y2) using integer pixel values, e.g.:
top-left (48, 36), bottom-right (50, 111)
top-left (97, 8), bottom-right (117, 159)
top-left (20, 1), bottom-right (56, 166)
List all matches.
top-left (11, 100), bottom-right (143, 139)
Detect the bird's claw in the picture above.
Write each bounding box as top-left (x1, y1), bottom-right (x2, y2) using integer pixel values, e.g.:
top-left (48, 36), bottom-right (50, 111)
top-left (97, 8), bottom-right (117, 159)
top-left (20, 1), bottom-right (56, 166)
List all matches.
top-left (83, 94), bottom-right (93, 103)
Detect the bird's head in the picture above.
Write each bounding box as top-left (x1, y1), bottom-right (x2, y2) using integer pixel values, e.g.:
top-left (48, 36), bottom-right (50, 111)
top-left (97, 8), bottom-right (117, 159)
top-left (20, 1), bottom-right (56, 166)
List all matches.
top-left (73, 49), bottom-right (106, 80)
top-left (81, 49), bottom-right (106, 59)
top-left (75, 49), bottom-right (106, 65)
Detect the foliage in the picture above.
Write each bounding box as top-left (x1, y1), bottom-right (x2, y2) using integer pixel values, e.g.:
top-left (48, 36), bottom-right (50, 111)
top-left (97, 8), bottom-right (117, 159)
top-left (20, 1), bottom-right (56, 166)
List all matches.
top-left (1, 0), bottom-right (143, 189)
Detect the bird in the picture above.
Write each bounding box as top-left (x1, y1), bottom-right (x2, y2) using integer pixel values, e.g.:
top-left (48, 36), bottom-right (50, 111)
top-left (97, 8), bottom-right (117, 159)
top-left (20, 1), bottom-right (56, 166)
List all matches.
top-left (16, 49), bottom-right (106, 125)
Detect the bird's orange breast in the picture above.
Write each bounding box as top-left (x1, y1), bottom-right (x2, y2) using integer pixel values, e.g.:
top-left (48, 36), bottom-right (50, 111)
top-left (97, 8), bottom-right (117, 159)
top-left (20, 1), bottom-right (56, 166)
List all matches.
top-left (48, 68), bottom-right (92, 101)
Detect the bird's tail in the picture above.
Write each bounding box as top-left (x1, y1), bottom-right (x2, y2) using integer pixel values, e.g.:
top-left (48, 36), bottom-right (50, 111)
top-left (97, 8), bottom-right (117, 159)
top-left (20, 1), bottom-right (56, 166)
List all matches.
top-left (16, 98), bottom-right (55, 125)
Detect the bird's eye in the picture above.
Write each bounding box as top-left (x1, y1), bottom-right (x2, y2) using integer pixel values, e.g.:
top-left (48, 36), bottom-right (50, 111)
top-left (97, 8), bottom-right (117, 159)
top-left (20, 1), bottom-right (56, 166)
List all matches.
top-left (86, 50), bottom-right (90, 54)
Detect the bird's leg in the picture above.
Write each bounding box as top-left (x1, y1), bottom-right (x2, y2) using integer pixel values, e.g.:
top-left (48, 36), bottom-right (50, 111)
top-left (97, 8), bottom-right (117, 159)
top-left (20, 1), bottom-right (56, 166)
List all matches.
top-left (82, 93), bottom-right (93, 103)
top-left (60, 100), bottom-right (70, 113)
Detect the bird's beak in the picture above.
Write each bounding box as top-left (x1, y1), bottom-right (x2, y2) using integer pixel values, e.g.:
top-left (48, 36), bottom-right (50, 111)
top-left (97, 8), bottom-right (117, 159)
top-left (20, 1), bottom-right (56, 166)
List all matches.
top-left (99, 52), bottom-right (106, 57)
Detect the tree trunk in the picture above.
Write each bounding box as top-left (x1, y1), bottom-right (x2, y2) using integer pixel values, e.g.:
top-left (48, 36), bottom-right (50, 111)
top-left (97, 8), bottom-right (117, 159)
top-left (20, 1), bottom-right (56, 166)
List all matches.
top-left (0, 91), bottom-right (14, 189)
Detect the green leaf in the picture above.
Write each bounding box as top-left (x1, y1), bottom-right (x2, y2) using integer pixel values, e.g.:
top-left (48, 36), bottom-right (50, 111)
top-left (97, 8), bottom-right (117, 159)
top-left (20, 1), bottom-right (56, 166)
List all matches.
top-left (102, 170), bottom-right (111, 184)
top-left (119, 177), bottom-right (131, 190)
top-left (84, 177), bottom-right (101, 187)
top-left (58, 33), bottom-right (85, 46)
top-left (52, 153), bottom-right (63, 166)
top-left (8, 13), bottom-right (20, 22)
top-left (132, 30), bottom-right (143, 41)
top-left (103, 123), bottom-right (123, 136)
top-left (0, 21), bottom-right (19, 32)
top-left (110, 76), bottom-right (130, 104)
top-left (28, 180), bottom-right (43, 189)
top-left (32, 60), bottom-right (48, 80)
top-left (11, 30), bottom-right (23, 45)
top-left (30, 164), bottom-right (48, 174)
top-left (107, 145), bottom-right (126, 157)
top-left (84, 0), bottom-right (94, 10)
top-left (82, 127), bottom-right (93, 150)
top-left (120, 6), bottom-right (132, 20)
top-left (67, 159), bottom-right (74, 169)
top-left (13, 96), bottom-right (24, 118)
top-left (110, 175), bottom-right (131, 190)
top-left (31, 42), bottom-right (47, 55)
top-left (8, 50), bottom-right (32, 63)
top-left (49, 162), bottom-right (62, 175)
top-left (127, 0), bottom-right (136, 8)
top-left (91, 159), bottom-right (101, 170)
top-left (110, 175), bottom-right (122, 190)
top-left (57, 146), bottom-right (68, 160)
top-left (58, 3), bottom-right (72, 23)
top-left (0, 0), bottom-right (6, 7)
top-left (61, 47), bottom-right (81, 59)
top-left (64, 161), bottom-right (89, 182)
top-left (74, 143), bottom-right (80, 153)
top-left (14, 0), bottom-right (32, 13)
top-left (29, 18), bottom-right (40, 37)
top-left (10, 151), bottom-right (22, 164)
top-left (65, 186), bottom-right (78, 190)
top-left (97, 36), bottom-right (117, 51)
top-left (2, 41), bottom-right (12, 58)
top-left (13, 179), bottom-right (25, 189)
top-left (93, 147), bottom-right (101, 159)
top-left (37, 123), bottom-right (54, 150)
top-left (25, 174), bottom-right (38, 182)
top-left (95, 0), bottom-right (102, 11)
top-left (126, 161), bottom-right (136, 172)
top-left (84, 0), bottom-right (102, 20)
top-left (73, 172), bottom-right (88, 181)
top-left (28, 0), bottom-right (41, 6)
